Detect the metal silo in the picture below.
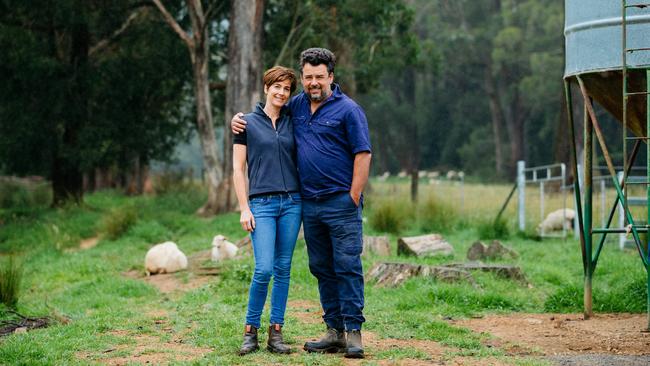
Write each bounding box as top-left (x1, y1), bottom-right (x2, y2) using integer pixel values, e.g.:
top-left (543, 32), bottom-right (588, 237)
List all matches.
top-left (564, 0), bottom-right (650, 329)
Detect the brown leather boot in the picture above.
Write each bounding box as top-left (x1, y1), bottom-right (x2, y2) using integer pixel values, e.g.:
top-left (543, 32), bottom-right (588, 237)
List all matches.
top-left (238, 325), bottom-right (259, 355)
top-left (267, 324), bottom-right (291, 354)
top-left (303, 326), bottom-right (346, 353)
top-left (344, 330), bottom-right (364, 358)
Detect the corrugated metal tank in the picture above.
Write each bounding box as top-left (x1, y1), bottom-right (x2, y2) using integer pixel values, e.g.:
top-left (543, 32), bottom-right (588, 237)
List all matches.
top-left (565, 0), bottom-right (650, 76)
top-left (564, 0), bottom-right (649, 135)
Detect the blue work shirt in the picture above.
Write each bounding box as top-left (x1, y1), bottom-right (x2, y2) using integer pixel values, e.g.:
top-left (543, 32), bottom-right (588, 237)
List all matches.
top-left (288, 84), bottom-right (371, 199)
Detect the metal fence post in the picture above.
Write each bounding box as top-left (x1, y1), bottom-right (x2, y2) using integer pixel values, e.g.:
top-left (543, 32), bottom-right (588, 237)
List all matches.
top-left (518, 160), bottom-right (526, 231)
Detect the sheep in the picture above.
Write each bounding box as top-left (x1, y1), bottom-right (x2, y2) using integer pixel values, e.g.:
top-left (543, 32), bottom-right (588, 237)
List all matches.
top-left (211, 235), bottom-right (238, 262)
top-left (537, 208), bottom-right (576, 233)
top-left (144, 241), bottom-right (188, 276)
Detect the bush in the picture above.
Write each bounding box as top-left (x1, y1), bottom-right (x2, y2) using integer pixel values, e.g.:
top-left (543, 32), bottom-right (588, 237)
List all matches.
top-left (101, 205), bottom-right (138, 240)
top-left (477, 217), bottom-right (510, 240)
top-left (153, 169), bottom-right (195, 195)
top-left (0, 256), bottom-right (23, 308)
top-left (0, 179), bottom-right (50, 209)
top-left (369, 198), bottom-right (413, 234)
top-left (417, 196), bottom-right (458, 233)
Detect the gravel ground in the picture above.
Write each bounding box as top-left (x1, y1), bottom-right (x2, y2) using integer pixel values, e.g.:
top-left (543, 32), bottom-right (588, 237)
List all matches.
top-left (548, 354), bottom-right (650, 366)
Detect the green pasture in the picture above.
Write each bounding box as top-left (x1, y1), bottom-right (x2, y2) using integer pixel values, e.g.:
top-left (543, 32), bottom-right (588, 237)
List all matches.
top-left (0, 180), bottom-right (646, 365)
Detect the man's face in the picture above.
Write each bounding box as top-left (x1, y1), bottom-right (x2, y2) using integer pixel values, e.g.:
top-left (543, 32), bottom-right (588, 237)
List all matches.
top-left (301, 63), bottom-right (333, 103)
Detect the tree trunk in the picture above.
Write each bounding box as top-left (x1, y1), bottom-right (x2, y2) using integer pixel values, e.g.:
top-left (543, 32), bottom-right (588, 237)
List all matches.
top-left (152, 0), bottom-right (228, 216)
top-left (485, 71), bottom-right (504, 178)
top-left (221, 0), bottom-right (265, 211)
top-left (194, 42), bottom-right (223, 215)
top-left (52, 2), bottom-right (88, 206)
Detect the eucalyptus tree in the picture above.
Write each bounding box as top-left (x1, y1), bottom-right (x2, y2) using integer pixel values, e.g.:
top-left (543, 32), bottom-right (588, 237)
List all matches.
top-left (0, 0), bottom-right (160, 205)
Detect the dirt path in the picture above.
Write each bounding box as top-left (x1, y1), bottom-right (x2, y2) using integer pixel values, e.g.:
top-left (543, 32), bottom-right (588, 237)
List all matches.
top-left (454, 313), bottom-right (650, 355)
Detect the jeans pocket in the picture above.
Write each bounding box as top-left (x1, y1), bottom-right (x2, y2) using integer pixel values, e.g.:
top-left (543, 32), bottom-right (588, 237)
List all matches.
top-left (346, 193), bottom-right (359, 208)
top-left (334, 223), bottom-right (362, 256)
top-left (249, 196), bottom-right (270, 206)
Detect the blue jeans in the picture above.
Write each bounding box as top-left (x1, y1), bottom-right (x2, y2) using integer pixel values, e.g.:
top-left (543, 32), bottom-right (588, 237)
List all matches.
top-left (302, 192), bottom-right (365, 331)
top-left (245, 192), bottom-right (302, 328)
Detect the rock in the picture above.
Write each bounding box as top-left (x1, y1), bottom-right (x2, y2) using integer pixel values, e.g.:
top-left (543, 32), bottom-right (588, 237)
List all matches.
top-left (398, 234), bottom-right (453, 257)
top-left (485, 240), bottom-right (518, 259)
top-left (14, 327), bottom-right (27, 334)
top-left (466, 240), bottom-right (518, 260)
top-left (363, 236), bottom-right (391, 257)
top-left (467, 241), bottom-right (487, 260)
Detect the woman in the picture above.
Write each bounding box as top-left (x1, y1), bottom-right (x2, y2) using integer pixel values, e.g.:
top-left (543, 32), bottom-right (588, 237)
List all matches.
top-left (233, 66), bottom-right (302, 355)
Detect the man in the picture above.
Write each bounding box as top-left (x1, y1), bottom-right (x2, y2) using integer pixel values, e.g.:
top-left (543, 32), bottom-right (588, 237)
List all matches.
top-left (231, 48), bottom-right (371, 359)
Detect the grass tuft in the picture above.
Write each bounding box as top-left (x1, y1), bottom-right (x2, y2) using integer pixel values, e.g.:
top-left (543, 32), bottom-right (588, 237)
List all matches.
top-left (101, 205), bottom-right (138, 240)
top-left (477, 217), bottom-right (510, 240)
top-left (0, 256), bottom-right (22, 308)
top-left (369, 198), bottom-right (413, 234)
top-left (417, 196), bottom-right (459, 233)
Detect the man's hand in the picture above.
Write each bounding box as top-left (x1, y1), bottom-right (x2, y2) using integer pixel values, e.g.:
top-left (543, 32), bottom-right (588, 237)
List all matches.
top-left (350, 191), bottom-right (361, 207)
top-left (231, 112), bottom-right (247, 134)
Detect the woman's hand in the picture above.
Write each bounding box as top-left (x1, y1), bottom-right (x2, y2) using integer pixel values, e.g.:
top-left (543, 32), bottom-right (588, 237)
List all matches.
top-left (240, 208), bottom-right (256, 232)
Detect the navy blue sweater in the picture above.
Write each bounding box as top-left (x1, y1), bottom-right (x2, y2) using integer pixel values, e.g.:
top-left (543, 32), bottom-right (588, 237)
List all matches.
top-left (233, 103), bottom-right (300, 197)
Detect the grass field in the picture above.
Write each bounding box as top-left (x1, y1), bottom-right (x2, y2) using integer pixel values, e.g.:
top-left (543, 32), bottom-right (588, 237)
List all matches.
top-left (0, 180), bottom-right (647, 365)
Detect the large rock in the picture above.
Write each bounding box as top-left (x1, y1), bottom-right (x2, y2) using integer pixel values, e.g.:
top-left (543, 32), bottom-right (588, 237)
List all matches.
top-left (363, 235), bottom-right (391, 257)
top-left (485, 240), bottom-right (518, 259)
top-left (398, 234), bottom-right (453, 257)
top-left (467, 241), bottom-right (488, 261)
top-left (466, 240), bottom-right (518, 260)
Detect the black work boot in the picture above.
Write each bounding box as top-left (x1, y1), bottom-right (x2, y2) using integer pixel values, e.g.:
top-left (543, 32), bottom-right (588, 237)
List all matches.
top-left (344, 330), bottom-right (364, 359)
top-left (238, 325), bottom-right (259, 355)
top-left (303, 326), bottom-right (346, 353)
top-left (267, 324), bottom-right (292, 354)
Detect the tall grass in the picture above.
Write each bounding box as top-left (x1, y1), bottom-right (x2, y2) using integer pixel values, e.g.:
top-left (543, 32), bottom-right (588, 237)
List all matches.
top-left (0, 179), bottom-right (50, 209)
top-left (476, 217), bottom-right (510, 240)
top-left (368, 198), bottom-right (413, 234)
top-left (0, 256), bottom-right (22, 308)
top-left (417, 195), bottom-right (459, 233)
top-left (101, 205), bottom-right (138, 240)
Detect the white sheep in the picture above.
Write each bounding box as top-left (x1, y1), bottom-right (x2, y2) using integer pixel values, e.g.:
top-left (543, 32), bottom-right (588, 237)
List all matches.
top-left (211, 235), bottom-right (238, 262)
top-left (144, 241), bottom-right (188, 276)
top-left (537, 208), bottom-right (576, 233)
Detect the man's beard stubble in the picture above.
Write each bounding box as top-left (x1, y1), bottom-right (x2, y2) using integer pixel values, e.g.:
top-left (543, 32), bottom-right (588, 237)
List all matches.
top-left (308, 87), bottom-right (328, 102)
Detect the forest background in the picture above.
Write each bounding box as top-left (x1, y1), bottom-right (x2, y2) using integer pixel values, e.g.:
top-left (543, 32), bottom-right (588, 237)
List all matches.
top-left (0, 0), bottom-right (620, 211)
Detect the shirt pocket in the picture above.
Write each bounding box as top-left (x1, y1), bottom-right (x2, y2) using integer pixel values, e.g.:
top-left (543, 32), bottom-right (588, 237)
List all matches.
top-left (313, 119), bottom-right (342, 134)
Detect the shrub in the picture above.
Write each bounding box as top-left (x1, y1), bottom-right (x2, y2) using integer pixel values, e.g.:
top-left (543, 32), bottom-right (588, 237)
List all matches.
top-left (417, 196), bottom-right (458, 233)
top-left (153, 169), bottom-right (194, 195)
top-left (0, 256), bottom-right (23, 308)
top-left (369, 198), bottom-right (413, 234)
top-left (477, 217), bottom-right (511, 240)
top-left (101, 205), bottom-right (138, 240)
top-left (0, 179), bottom-right (50, 209)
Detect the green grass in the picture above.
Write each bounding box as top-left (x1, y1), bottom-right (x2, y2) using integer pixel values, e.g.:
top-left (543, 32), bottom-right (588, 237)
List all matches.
top-left (0, 184), bottom-right (647, 365)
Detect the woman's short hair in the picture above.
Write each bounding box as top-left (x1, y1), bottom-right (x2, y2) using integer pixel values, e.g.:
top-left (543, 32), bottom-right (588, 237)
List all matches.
top-left (263, 66), bottom-right (297, 93)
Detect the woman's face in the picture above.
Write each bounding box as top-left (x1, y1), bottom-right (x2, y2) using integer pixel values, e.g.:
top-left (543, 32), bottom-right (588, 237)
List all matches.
top-left (264, 79), bottom-right (292, 109)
